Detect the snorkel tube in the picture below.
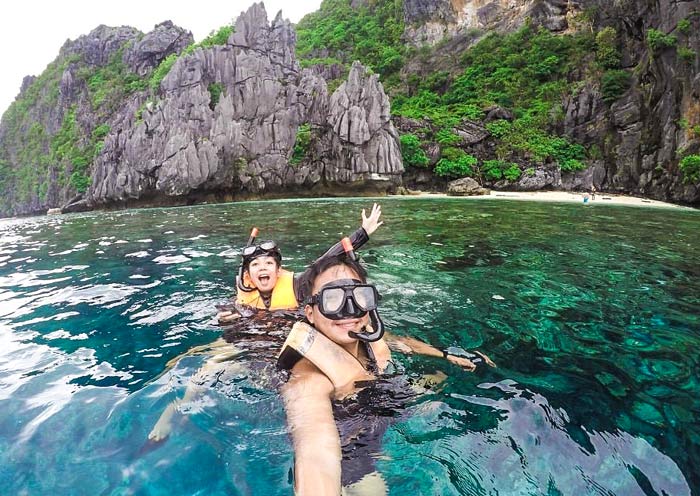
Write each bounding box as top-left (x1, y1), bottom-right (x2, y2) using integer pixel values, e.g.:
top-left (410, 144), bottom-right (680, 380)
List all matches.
top-left (340, 236), bottom-right (385, 343)
top-left (236, 227), bottom-right (259, 293)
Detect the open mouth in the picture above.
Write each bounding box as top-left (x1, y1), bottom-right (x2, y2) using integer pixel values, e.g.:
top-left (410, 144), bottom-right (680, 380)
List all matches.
top-left (258, 275), bottom-right (270, 284)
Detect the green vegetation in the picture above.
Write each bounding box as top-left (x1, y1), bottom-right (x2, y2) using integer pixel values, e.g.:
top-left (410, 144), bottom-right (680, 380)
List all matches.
top-left (0, 56), bottom-right (84, 207)
top-left (677, 19), bottom-right (691, 35)
top-left (646, 28), bottom-right (677, 52)
top-left (595, 27), bottom-right (620, 69)
top-left (679, 154), bottom-right (700, 183)
top-left (208, 83), bottom-right (225, 110)
top-left (601, 70), bottom-right (632, 104)
top-left (678, 46), bottom-right (696, 64)
top-left (92, 124), bottom-right (110, 140)
top-left (80, 46), bottom-right (147, 112)
top-left (385, 26), bottom-right (593, 177)
top-left (434, 148), bottom-right (477, 177)
top-left (150, 53), bottom-right (179, 91)
top-left (435, 128), bottom-right (461, 145)
top-left (290, 123), bottom-right (311, 165)
top-left (482, 159), bottom-right (521, 181)
top-left (198, 25), bottom-right (234, 48)
top-left (50, 108), bottom-right (98, 192)
top-left (399, 134), bottom-right (429, 168)
top-left (296, 0), bottom-right (405, 81)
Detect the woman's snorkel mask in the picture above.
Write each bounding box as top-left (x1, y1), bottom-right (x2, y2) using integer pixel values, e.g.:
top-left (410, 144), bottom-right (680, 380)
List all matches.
top-left (307, 237), bottom-right (385, 342)
top-left (236, 227), bottom-right (282, 293)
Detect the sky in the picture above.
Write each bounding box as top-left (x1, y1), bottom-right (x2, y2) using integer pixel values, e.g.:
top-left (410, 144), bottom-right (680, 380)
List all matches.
top-left (0, 0), bottom-right (323, 117)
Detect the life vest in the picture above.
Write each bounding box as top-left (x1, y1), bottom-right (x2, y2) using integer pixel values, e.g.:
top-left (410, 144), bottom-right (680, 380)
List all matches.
top-left (277, 321), bottom-right (388, 390)
top-left (235, 268), bottom-right (298, 310)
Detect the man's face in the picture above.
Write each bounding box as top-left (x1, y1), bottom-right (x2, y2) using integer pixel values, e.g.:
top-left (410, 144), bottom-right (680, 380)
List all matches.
top-left (246, 256), bottom-right (280, 293)
top-left (305, 264), bottom-right (369, 346)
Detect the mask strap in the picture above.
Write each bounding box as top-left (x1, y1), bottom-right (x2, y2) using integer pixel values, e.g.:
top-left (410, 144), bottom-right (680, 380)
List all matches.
top-left (236, 227), bottom-right (259, 292)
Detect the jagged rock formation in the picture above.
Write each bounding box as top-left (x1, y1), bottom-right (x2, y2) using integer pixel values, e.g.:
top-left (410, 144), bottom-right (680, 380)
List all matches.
top-left (0, 3), bottom-right (403, 217)
top-left (87, 4), bottom-right (401, 210)
top-left (124, 21), bottom-right (193, 76)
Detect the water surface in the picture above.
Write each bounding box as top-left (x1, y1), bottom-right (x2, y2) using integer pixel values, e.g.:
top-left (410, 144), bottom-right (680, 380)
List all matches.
top-left (0, 197), bottom-right (697, 495)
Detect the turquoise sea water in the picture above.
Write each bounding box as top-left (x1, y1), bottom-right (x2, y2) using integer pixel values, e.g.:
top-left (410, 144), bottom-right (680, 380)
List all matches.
top-left (0, 197), bottom-right (698, 495)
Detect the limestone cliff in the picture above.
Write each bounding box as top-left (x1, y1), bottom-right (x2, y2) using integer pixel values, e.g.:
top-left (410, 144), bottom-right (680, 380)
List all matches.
top-left (398, 0), bottom-right (700, 204)
top-left (0, 3), bottom-right (403, 217)
top-left (2, 0), bottom-right (699, 214)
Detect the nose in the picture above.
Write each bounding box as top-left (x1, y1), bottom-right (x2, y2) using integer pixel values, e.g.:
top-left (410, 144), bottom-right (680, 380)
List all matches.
top-left (343, 297), bottom-right (356, 315)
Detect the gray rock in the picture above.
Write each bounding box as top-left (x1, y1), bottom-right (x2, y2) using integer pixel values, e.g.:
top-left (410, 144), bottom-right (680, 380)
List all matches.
top-left (455, 120), bottom-right (488, 145)
top-left (62, 25), bottom-right (141, 67)
top-left (516, 166), bottom-right (561, 191)
top-left (447, 177), bottom-right (490, 196)
top-left (85, 5), bottom-right (402, 209)
top-left (124, 21), bottom-right (193, 76)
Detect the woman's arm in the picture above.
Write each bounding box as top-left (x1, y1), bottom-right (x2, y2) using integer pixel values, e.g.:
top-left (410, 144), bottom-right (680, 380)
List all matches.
top-left (282, 361), bottom-right (342, 495)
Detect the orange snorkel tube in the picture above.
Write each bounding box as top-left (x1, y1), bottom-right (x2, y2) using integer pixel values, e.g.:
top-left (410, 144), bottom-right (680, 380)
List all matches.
top-left (236, 227), bottom-right (259, 293)
top-left (341, 236), bottom-right (385, 342)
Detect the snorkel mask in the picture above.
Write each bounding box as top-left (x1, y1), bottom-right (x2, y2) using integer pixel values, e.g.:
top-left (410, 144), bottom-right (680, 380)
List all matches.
top-left (307, 237), bottom-right (385, 342)
top-left (236, 228), bottom-right (282, 292)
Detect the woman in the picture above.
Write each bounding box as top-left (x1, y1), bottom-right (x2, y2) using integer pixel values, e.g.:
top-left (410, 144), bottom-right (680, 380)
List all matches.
top-left (217, 203), bottom-right (383, 318)
top-left (149, 204), bottom-right (383, 441)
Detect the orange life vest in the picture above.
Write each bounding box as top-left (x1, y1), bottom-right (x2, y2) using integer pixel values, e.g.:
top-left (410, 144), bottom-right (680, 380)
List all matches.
top-left (235, 268), bottom-right (298, 310)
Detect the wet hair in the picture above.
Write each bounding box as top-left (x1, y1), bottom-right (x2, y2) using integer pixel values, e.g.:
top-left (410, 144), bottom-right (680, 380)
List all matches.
top-left (242, 252), bottom-right (282, 273)
top-left (306, 254), bottom-right (368, 293)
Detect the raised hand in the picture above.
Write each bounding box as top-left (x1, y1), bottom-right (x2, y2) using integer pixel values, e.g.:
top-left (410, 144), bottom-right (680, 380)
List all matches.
top-left (361, 203), bottom-right (383, 236)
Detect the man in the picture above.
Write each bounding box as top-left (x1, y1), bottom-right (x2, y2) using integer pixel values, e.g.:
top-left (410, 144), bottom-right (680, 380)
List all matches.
top-left (279, 255), bottom-right (492, 494)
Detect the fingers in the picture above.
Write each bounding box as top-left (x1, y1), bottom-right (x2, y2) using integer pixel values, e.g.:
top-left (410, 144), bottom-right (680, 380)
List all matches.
top-left (447, 355), bottom-right (476, 371)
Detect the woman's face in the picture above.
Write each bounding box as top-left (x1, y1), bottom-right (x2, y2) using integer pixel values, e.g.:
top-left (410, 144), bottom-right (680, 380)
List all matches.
top-left (246, 256), bottom-right (280, 293)
top-left (305, 264), bottom-right (369, 347)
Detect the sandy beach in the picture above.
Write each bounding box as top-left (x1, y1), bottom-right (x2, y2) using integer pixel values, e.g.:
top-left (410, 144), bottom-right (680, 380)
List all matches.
top-left (410, 190), bottom-right (691, 209)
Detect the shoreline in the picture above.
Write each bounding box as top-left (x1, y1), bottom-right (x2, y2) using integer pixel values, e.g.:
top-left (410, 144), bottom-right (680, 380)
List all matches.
top-left (1, 189), bottom-right (693, 222)
top-left (406, 190), bottom-right (691, 209)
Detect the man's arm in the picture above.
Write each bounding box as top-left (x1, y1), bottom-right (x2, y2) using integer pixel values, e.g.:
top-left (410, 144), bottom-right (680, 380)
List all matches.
top-left (383, 332), bottom-right (495, 371)
top-left (294, 204), bottom-right (383, 302)
top-left (282, 360), bottom-right (341, 495)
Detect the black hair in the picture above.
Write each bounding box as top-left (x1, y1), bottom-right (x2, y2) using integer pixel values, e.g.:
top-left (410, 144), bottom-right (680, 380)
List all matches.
top-left (242, 248), bottom-right (282, 273)
top-left (306, 254), bottom-right (368, 293)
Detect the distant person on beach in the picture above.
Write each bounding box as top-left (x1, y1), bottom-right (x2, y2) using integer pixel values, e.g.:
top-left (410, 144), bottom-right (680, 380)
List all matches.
top-left (591, 185), bottom-right (596, 200)
top-left (583, 192), bottom-right (590, 204)
top-left (278, 253), bottom-right (494, 494)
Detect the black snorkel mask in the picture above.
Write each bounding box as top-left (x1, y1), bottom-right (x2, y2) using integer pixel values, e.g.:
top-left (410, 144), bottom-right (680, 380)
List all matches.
top-left (308, 278), bottom-right (385, 342)
top-left (236, 228), bottom-right (282, 293)
top-left (307, 236), bottom-right (385, 342)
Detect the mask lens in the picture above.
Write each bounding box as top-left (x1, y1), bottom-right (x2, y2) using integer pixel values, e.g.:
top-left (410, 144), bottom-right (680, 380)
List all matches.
top-left (259, 241), bottom-right (277, 251)
top-left (321, 287), bottom-right (346, 313)
top-left (242, 245), bottom-right (257, 256)
top-left (352, 286), bottom-right (375, 311)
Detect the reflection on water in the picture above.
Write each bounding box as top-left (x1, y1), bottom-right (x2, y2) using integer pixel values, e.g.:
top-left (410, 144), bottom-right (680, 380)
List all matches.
top-left (0, 198), bottom-right (697, 495)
